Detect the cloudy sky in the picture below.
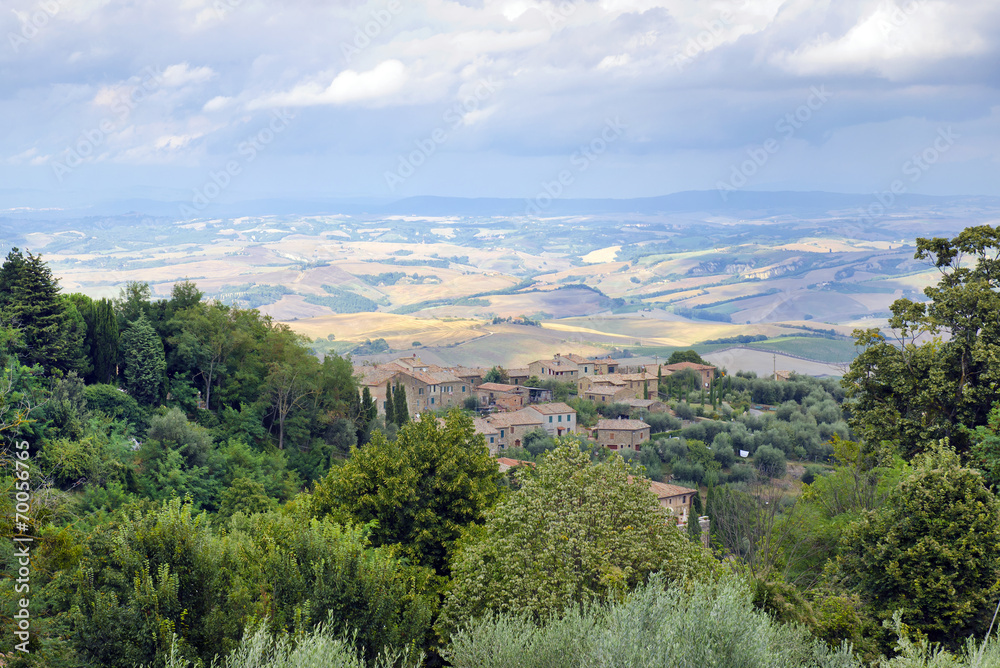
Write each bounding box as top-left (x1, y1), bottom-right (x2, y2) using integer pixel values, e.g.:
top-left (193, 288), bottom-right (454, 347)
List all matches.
top-left (2, 0), bottom-right (998, 208)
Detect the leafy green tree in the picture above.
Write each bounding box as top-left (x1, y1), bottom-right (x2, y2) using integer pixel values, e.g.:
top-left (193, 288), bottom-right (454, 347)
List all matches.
top-left (393, 382), bottom-right (409, 425)
top-left (969, 401), bottom-right (1000, 489)
top-left (837, 442), bottom-right (1000, 645)
top-left (70, 499), bottom-right (435, 668)
top-left (483, 365), bottom-right (509, 384)
top-left (754, 445), bottom-right (786, 478)
top-left (844, 225), bottom-right (1000, 456)
top-left (114, 280), bottom-right (152, 326)
top-left (668, 349), bottom-right (706, 365)
top-left (312, 410), bottom-right (501, 573)
top-left (217, 477), bottom-right (274, 518)
top-left (91, 297), bottom-right (119, 384)
top-left (438, 442), bottom-right (718, 637)
top-left (119, 314), bottom-right (165, 405)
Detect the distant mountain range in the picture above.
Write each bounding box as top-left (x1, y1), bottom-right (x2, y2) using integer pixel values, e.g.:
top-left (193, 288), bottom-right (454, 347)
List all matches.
top-left (2, 190), bottom-right (999, 220)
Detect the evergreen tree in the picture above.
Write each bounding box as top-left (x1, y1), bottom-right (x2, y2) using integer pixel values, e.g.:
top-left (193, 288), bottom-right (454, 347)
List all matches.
top-left (0, 247), bottom-right (88, 373)
top-left (120, 314), bottom-right (165, 405)
top-left (687, 506), bottom-right (701, 543)
top-left (394, 382), bottom-right (409, 425)
top-left (643, 380), bottom-right (649, 400)
top-left (692, 489), bottom-right (703, 516)
top-left (385, 382), bottom-right (395, 425)
top-left (355, 387), bottom-right (377, 445)
top-left (91, 299), bottom-right (119, 383)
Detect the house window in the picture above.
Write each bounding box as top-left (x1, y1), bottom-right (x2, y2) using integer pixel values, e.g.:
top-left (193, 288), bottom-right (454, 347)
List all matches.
top-left (549, 416), bottom-right (553, 423)
top-left (462, 385), bottom-right (466, 392)
top-left (490, 436), bottom-right (494, 443)
top-left (609, 432), bottom-right (615, 439)
top-left (500, 429), bottom-right (505, 438)
top-left (558, 415), bottom-right (562, 422)
top-left (431, 397), bottom-right (435, 405)
top-left (418, 388), bottom-right (424, 395)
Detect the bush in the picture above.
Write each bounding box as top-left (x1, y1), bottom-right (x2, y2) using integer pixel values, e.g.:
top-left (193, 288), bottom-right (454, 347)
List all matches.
top-left (753, 446), bottom-right (787, 478)
top-left (728, 464), bottom-right (755, 484)
top-left (674, 402), bottom-right (695, 420)
top-left (645, 412), bottom-right (681, 433)
top-left (444, 575), bottom-right (860, 668)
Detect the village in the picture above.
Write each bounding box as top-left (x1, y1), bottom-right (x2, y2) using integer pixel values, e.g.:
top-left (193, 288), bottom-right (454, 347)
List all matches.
top-left (355, 351), bottom-right (719, 533)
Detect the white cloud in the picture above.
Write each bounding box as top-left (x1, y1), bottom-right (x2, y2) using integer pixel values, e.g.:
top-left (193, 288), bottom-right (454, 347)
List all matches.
top-left (250, 60), bottom-right (408, 108)
top-left (203, 95), bottom-right (233, 112)
top-left (161, 63), bottom-right (216, 87)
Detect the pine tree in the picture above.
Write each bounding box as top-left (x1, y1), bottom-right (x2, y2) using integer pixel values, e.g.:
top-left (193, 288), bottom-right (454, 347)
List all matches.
top-left (394, 383), bottom-right (409, 425)
top-left (120, 314), bottom-right (165, 405)
top-left (384, 382), bottom-right (395, 425)
top-left (0, 248), bottom-right (90, 374)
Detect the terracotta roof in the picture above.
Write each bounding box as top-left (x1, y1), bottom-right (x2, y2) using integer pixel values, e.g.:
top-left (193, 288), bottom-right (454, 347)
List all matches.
top-left (588, 377), bottom-right (627, 387)
top-left (473, 417), bottom-right (499, 435)
top-left (478, 382), bottom-right (522, 393)
top-left (354, 365), bottom-right (402, 386)
top-left (624, 398), bottom-right (661, 408)
top-left (402, 369), bottom-right (462, 385)
top-left (595, 418), bottom-right (651, 431)
top-left (448, 366), bottom-right (487, 378)
top-left (507, 367), bottom-right (530, 377)
top-left (583, 386), bottom-right (627, 396)
top-left (647, 480), bottom-right (697, 499)
top-left (562, 353), bottom-right (590, 364)
top-left (619, 372), bottom-right (658, 381)
top-left (537, 359), bottom-right (578, 370)
top-left (497, 457), bottom-right (535, 472)
top-left (526, 402), bottom-right (574, 415)
top-left (488, 411), bottom-right (543, 427)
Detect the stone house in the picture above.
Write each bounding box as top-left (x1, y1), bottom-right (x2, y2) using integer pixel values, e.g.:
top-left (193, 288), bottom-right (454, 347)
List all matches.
top-left (528, 354), bottom-right (584, 379)
top-left (522, 402), bottom-right (577, 437)
top-left (581, 386), bottom-right (635, 404)
top-left (486, 411), bottom-right (544, 449)
top-left (473, 417), bottom-right (501, 455)
top-left (394, 368), bottom-right (472, 415)
top-left (477, 382), bottom-right (529, 410)
top-left (648, 480), bottom-right (698, 526)
top-left (660, 361), bottom-right (716, 389)
top-left (593, 418), bottom-right (651, 451)
top-left (592, 356), bottom-right (620, 375)
top-left (577, 372), bottom-right (659, 400)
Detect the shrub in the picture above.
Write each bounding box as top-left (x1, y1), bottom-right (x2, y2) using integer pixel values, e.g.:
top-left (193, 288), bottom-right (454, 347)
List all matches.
top-left (753, 446), bottom-right (787, 478)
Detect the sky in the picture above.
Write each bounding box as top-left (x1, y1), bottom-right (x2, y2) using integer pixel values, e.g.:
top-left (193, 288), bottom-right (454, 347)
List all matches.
top-left (1, 0), bottom-right (999, 210)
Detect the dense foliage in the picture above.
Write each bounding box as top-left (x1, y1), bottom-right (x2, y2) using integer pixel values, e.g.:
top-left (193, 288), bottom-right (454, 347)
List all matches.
top-left (4, 230), bottom-right (1000, 668)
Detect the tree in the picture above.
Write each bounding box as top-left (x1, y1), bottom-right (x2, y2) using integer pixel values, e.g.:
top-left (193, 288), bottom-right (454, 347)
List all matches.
top-left (0, 248), bottom-right (87, 373)
top-left (844, 225), bottom-right (1000, 456)
top-left (354, 386), bottom-right (377, 445)
top-left (119, 314), bottom-right (165, 405)
top-left (483, 365), bottom-right (509, 384)
top-left (312, 410), bottom-right (501, 574)
top-left (263, 355), bottom-right (317, 450)
top-left (837, 443), bottom-right (1000, 645)
top-left (668, 349), bottom-right (706, 365)
top-left (393, 382), bottom-right (409, 425)
top-left (969, 401), bottom-right (1000, 489)
top-left (92, 298), bottom-right (119, 384)
top-left (385, 382), bottom-right (395, 426)
top-left (687, 504), bottom-right (702, 543)
top-left (753, 445), bottom-right (786, 477)
top-left (438, 443), bottom-right (718, 637)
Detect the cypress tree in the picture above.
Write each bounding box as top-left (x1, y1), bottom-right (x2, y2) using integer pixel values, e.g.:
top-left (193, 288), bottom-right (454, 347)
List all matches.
top-left (692, 489), bottom-right (703, 515)
top-left (394, 383), bottom-right (409, 425)
top-left (687, 502), bottom-right (701, 543)
top-left (119, 314), bottom-right (165, 405)
top-left (384, 382), bottom-right (395, 425)
top-left (93, 298), bottom-right (119, 384)
top-left (643, 379), bottom-right (649, 400)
